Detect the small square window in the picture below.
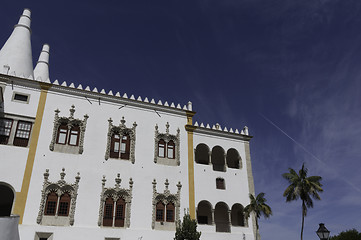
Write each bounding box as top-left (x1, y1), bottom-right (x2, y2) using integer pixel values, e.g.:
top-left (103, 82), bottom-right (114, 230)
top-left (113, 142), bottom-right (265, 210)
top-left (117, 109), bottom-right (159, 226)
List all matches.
top-left (216, 178), bottom-right (225, 190)
top-left (35, 232), bottom-right (53, 240)
top-left (12, 92), bottom-right (30, 103)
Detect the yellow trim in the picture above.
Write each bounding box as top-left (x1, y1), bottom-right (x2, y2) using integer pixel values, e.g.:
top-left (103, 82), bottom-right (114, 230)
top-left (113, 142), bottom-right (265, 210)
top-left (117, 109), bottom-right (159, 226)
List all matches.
top-left (14, 85), bottom-right (49, 224)
top-left (185, 111), bottom-right (196, 219)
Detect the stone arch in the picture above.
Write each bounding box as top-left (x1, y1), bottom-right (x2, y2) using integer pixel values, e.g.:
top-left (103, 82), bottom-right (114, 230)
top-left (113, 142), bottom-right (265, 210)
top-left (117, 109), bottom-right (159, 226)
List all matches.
top-left (231, 203), bottom-right (246, 227)
top-left (211, 146), bottom-right (226, 172)
top-left (195, 143), bottom-right (210, 165)
top-left (214, 202), bottom-right (230, 232)
top-left (226, 148), bottom-right (241, 169)
top-left (0, 182), bottom-right (15, 216)
top-left (196, 200), bottom-right (212, 225)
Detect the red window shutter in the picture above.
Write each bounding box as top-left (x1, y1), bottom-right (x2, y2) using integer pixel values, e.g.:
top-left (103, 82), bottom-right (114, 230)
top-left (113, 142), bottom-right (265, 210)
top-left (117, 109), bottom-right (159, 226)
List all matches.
top-left (13, 121), bottom-right (32, 147)
top-left (110, 134), bottom-right (120, 158)
top-left (68, 125), bottom-right (80, 146)
top-left (167, 140), bottom-right (175, 159)
top-left (158, 139), bottom-right (165, 158)
top-left (156, 201), bottom-right (165, 222)
top-left (103, 197), bottom-right (114, 226)
top-left (56, 124), bottom-right (68, 144)
top-left (0, 118), bottom-right (13, 145)
top-left (45, 192), bottom-right (58, 216)
top-left (58, 193), bottom-right (71, 216)
top-left (114, 198), bottom-right (125, 227)
top-left (166, 202), bottom-right (175, 222)
top-left (120, 134), bottom-right (130, 160)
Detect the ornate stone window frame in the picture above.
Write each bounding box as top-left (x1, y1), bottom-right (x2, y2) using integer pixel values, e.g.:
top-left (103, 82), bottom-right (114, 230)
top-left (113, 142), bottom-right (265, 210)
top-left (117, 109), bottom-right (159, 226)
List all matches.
top-left (154, 122), bottom-right (180, 166)
top-left (151, 179), bottom-right (182, 230)
top-left (37, 168), bottom-right (80, 226)
top-left (105, 117), bottom-right (137, 163)
top-left (49, 105), bottom-right (89, 154)
top-left (98, 174), bottom-right (133, 228)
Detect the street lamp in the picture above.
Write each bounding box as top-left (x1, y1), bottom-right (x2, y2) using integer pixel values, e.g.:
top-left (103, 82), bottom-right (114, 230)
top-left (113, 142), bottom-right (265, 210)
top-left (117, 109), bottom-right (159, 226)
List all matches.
top-left (316, 223), bottom-right (330, 240)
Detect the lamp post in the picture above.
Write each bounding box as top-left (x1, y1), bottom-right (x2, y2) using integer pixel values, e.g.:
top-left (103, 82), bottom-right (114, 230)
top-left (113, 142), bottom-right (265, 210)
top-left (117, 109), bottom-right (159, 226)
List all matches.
top-left (316, 223), bottom-right (330, 240)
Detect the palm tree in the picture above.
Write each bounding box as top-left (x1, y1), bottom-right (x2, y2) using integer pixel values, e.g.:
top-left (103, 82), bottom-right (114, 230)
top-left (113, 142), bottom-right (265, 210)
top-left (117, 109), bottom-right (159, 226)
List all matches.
top-left (282, 163), bottom-right (323, 240)
top-left (244, 192), bottom-right (272, 240)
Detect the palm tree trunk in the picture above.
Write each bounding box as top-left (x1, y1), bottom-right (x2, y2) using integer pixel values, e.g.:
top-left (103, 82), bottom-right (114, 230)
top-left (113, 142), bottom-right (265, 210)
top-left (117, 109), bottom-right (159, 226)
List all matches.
top-left (255, 218), bottom-right (258, 240)
top-left (301, 201), bottom-right (305, 240)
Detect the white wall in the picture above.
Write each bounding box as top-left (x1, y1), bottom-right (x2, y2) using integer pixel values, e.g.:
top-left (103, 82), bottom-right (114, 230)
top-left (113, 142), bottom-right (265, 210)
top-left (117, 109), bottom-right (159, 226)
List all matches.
top-left (22, 88), bottom-right (190, 239)
top-left (1, 77), bottom-right (255, 240)
top-left (193, 131), bottom-right (255, 239)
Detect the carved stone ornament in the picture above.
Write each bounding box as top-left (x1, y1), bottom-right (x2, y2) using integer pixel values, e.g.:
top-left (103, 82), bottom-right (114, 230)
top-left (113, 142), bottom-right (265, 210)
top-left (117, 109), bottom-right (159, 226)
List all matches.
top-left (49, 105), bottom-right (89, 154)
top-left (154, 122), bottom-right (180, 166)
top-left (104, 117), bottom-right (137, 163)
top-left (98, 174), bottom-right (134, 228)
top-left (151, 179), bottom-right (182, 229)
top-left (37, 168), bottom-right (81, 226)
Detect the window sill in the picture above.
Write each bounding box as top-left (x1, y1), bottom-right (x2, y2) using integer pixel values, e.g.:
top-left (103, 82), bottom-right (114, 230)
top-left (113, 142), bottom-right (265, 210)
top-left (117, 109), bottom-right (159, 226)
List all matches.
top-left (52, 144), bottom-right (80, 154)
top-left (154, 221), bottom-right (176, 231)
top-left (40, 215), bottom-right (70, 226)
top-left (155, 157), bottom-right (178, 166)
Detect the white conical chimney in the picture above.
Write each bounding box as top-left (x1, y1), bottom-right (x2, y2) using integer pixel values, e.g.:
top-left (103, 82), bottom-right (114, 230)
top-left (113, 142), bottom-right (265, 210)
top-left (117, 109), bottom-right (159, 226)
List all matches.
top-left (34, 44), bottom-right (50, 81)
top-left (0, 9), bottom-right (33, 79)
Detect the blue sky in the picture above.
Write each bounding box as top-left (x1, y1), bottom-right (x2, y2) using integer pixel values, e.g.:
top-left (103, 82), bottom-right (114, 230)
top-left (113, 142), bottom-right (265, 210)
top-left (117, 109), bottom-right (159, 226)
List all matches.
top-left (1, 1), bottom-right (361, 239)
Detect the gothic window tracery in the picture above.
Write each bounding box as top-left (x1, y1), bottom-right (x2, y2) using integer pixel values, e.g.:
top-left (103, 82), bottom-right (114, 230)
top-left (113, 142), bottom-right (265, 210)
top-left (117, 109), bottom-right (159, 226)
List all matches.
top-left (37, 168), bottom-right (80, 226)
top-left (49, 105), bottom-right (88, 154)
top-left (151, 179), bottom-right (181, 230)
top-left (154, 122), bottom-right (180, 166)
top-left (105, 117), bottom-right (137, 163)
top-left (98, 174), bottom-right (133, 228)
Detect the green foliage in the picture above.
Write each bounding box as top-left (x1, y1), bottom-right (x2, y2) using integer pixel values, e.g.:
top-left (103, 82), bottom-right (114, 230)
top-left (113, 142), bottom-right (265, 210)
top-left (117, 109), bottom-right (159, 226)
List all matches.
top-left (244, 193), bottom-right (272, 222)
top-left (174, 212), bottom-right (201, 240)
top-left (244, 192), bottom-right (272, 240)
top-left (282, 163), bottom-right (323, 240)
top-left (330, 229), bottom-right (361, 240)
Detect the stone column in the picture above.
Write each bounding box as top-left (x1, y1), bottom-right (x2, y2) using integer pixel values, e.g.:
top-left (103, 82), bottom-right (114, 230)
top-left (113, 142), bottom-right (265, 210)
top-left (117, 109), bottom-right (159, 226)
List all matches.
top-left (228, 210), bottom-right (232, 232)
top-left (211, 209), bottom-right (215, 225)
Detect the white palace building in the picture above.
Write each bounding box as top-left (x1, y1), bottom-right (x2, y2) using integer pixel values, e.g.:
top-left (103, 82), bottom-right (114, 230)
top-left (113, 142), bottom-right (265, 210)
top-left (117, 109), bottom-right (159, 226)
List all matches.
top-left (0, 9), bottom-right (258, 240)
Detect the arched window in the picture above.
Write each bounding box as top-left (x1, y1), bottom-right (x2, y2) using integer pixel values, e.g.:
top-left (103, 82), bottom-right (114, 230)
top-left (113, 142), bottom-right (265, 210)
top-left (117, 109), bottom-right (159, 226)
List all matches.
top-left (0, 183), bottom-right (15, 216)
top-left (166, 202), bottom-right (175, 222)
top-left (103, 197), bottom-right (114, 227)
top-left (167, 140), bottom-right (175, 159)
top-left (56, 124), bottom-right (68, 144)
top-left (231, 204), bottom-right (245, 227)
top-left (57, 193), bottom-right (71, 216)
top-left (226, 148), bottom-right (240, 169)
top-left (110, 133), bottom-right (121, 158)
top-left (68, 125), bottom-right (80, 146)
top-left (115, 198), bottom-right (126, 227)
top-left (214, 202), bottom-right (230, 232)
top-left (156, 201), bottom-right (165, 222)
top-left (195, 144), bottom-right (210, 165)
top-left (44, 192), bottom-right (58, 216)
top-left (211, 146), bottom-right (226, 172)
top-left (120, 134), bottom-right (130, 159)
top-left (158, 139), bottom-right (166, 158)
top-left (197, 201), bottom-right (212, 225)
